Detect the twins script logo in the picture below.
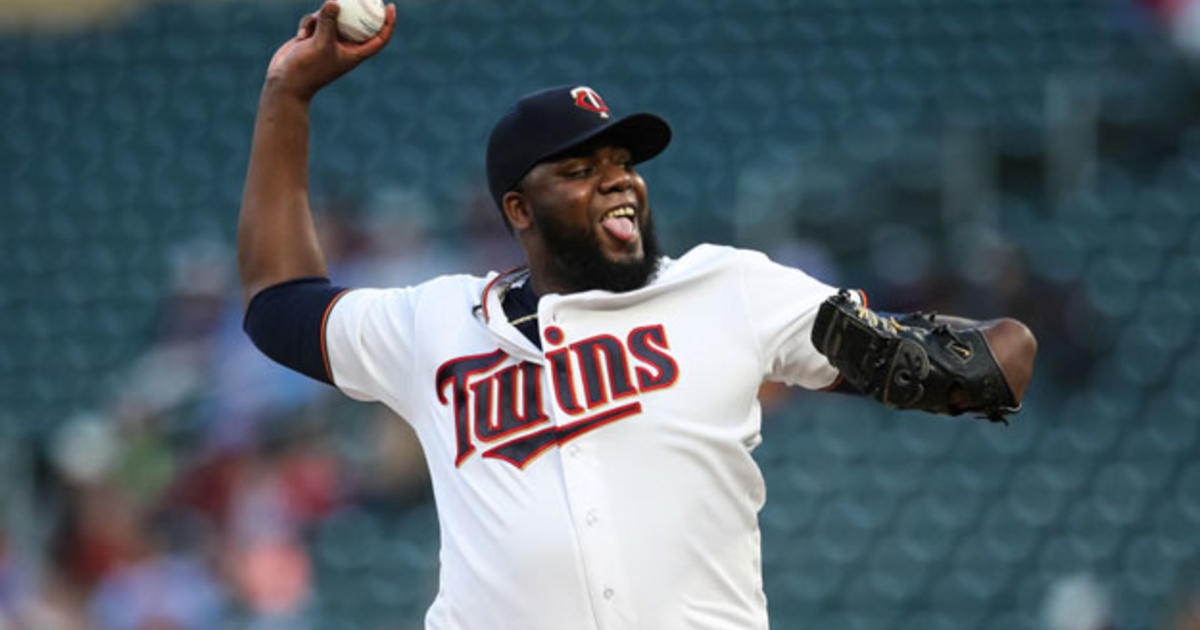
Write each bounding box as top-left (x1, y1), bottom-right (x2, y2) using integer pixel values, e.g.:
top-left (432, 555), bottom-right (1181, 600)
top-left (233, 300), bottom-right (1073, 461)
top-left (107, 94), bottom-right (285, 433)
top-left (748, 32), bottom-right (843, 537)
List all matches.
top-left (570, 86), bottom-right (610, 119)
top-left (436, 324), bottom-right (678, 469)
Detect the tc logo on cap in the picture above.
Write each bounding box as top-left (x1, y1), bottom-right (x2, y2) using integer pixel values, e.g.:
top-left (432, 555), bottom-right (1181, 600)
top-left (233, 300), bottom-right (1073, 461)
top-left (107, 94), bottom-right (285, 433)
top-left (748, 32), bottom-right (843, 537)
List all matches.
top-left (570, 86), bottom-right (610, 119)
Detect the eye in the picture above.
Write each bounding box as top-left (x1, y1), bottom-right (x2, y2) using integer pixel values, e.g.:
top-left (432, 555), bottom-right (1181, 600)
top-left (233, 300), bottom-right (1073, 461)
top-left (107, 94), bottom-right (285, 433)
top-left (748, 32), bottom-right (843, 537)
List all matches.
top-left (564, 166), bottom-right (593, 179)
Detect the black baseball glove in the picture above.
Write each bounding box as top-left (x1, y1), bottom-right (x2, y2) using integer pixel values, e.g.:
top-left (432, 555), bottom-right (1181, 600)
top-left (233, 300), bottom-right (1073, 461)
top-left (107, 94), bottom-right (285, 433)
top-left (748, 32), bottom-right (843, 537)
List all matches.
top-left (811, 290), bottom-right (1019, 423)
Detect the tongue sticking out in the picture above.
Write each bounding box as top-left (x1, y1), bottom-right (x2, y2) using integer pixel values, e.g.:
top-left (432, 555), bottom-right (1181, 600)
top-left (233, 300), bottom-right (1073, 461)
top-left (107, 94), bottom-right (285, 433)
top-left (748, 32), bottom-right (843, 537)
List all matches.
top-left (602, 216), bottom-right (637, 242)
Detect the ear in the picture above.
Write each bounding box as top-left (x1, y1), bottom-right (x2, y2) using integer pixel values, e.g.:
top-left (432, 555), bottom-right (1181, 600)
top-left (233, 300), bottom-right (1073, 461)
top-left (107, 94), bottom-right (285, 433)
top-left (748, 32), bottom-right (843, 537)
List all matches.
top-left (502, 191), bottom-right (533, 232)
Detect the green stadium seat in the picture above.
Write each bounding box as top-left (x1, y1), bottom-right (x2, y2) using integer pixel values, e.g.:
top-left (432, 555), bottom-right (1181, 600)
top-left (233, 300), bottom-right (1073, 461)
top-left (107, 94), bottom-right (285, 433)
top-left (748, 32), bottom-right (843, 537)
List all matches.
top-left (1152, 500), bottom-right (1200, 561)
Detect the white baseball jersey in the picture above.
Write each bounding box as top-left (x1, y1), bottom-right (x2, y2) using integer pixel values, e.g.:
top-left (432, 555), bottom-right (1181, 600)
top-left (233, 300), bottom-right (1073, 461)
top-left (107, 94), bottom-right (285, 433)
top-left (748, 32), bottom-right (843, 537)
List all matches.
top-left (323, 243), bottom-right (841, 630)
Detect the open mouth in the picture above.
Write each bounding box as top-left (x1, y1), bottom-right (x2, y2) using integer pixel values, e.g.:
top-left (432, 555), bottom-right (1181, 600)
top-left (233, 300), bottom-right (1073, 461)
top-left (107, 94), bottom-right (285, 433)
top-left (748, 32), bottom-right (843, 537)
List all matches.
top-left (600, 205), bottom-right (638, 243)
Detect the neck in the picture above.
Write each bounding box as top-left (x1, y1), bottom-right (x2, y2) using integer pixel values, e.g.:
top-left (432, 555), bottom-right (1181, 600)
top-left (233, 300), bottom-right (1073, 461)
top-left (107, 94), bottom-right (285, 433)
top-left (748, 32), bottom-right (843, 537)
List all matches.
top-left (526, 265), bottom-right (577, 297)
top-left (522, 238), bottom-right (586, 296)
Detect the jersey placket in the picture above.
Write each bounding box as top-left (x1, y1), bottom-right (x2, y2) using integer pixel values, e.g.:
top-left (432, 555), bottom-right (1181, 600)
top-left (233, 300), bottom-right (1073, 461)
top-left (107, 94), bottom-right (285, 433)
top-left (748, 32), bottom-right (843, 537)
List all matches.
top-left (539, 297), bottom-right (640, 630)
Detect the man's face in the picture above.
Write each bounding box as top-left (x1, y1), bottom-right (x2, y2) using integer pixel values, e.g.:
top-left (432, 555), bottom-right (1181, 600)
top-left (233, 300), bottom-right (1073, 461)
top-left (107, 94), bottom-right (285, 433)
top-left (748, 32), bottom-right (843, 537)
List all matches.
top-left (517, 143), bottom-right (660, 293)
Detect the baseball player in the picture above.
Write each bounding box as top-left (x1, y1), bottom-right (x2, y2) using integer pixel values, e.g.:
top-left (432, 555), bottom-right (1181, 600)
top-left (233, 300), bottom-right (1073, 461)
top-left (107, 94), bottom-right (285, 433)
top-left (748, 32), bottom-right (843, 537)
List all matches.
top-left (238, 4), bottom-right (1037, 629)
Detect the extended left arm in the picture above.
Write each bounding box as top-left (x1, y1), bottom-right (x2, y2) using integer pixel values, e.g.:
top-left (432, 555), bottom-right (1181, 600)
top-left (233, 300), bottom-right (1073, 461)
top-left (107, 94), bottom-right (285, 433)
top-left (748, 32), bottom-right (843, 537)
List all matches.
top-left (813, 291), bottom-right (1038, 423)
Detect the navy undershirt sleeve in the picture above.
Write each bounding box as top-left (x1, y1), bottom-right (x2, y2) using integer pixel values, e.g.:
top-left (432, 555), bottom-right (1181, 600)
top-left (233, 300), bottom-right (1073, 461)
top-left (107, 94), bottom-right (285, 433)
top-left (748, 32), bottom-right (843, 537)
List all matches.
top-left (242, 277), bottom-right (350, 385)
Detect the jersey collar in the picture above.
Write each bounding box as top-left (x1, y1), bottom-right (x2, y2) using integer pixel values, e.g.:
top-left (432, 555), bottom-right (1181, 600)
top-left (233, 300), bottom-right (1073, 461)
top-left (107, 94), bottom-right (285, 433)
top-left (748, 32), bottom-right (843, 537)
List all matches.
top-left (479, 265), bottom-right (531, 325)
top-left (478, 266), bottom-right (544, 362)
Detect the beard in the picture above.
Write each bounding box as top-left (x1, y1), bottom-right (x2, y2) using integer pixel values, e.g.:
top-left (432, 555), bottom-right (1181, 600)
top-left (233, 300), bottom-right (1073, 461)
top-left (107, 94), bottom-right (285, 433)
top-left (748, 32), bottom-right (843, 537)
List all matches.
top-left (532, 207), bottom-right (661, 294)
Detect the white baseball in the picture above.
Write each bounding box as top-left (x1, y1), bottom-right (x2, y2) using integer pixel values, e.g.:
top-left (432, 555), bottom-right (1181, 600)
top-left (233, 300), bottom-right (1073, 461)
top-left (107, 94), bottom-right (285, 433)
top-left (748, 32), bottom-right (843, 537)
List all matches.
top-left (335, 0), bottom-right (386, 43)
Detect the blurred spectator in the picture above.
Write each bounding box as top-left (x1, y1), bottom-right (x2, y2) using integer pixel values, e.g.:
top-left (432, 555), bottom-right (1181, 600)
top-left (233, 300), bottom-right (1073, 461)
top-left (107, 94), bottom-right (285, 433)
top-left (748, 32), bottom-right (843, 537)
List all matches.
top-left (0, 526), bottom-right (79, 629)
top-left (225, 453), bottom-right (314, 628)
top-left (1042, 573), bottom-right (1117, 630)
top-left (87, 513), bottom-right (224, 630)
top-left (360, 407), bottom-right (430, 505)
top-left (1140, 0), bottom-right (1200, 56)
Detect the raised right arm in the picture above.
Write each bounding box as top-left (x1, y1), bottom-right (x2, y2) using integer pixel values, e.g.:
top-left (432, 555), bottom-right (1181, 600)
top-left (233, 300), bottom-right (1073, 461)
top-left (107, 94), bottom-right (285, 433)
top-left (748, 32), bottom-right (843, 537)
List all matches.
top-left (237, 1), bottom-right (396, 308)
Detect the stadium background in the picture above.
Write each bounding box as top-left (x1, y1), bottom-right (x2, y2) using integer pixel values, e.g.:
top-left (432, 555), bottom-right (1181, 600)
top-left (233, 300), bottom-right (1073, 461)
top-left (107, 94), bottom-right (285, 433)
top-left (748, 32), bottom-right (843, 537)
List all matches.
top-left (2, 0), bottom-right (1199, 628)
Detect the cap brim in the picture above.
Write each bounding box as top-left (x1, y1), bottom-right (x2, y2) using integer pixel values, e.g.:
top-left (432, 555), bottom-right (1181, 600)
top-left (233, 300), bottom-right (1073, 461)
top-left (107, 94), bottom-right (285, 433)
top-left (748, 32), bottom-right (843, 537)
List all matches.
top-left (542, 112), bottom-right (672, 167)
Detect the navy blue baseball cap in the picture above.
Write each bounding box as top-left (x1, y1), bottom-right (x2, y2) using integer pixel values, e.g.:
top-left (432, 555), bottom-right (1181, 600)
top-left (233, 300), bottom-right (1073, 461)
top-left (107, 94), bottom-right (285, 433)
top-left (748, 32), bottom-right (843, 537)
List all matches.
top-left (486, 85), bottom-right (672, 213)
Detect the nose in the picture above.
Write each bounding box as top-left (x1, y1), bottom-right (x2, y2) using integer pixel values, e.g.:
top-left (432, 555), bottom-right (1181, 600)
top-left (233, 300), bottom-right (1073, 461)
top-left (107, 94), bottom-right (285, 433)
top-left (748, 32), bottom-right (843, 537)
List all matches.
top-left (598, 162), bottom-right (633, 193)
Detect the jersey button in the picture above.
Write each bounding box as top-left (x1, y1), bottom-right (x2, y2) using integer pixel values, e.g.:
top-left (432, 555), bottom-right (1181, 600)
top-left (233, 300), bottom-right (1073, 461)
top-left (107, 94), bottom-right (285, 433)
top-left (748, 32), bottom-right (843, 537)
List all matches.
top-left (603, 588), bottom-right (614, 600)
top-left (586, 510), bottom-right (599, 526)
top-left (568, 444), bottom-right (580, 457)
